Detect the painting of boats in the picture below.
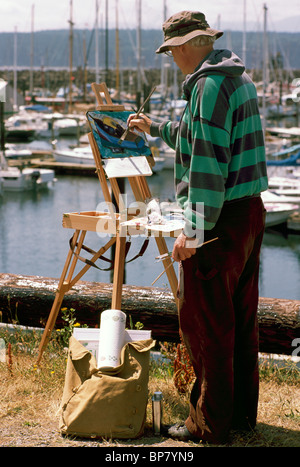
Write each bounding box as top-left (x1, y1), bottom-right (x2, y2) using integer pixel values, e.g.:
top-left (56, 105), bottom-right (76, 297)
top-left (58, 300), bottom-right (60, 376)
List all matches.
top-left (86, 111), bottom-right (152, 159)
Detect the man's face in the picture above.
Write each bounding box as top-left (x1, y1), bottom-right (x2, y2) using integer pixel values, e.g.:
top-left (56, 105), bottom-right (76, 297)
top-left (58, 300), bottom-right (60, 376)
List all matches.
top-left (169, 46), bottom-right (189, 75)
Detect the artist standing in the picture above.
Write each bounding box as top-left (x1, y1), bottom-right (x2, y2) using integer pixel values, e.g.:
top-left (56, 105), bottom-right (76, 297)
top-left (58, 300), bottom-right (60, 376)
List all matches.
top-left (128, 10), bottom-right (268, 444)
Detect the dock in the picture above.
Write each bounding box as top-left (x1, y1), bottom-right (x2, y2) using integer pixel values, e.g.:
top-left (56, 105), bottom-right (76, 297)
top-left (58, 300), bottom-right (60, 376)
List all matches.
top-left (30, 158), bottom-right (96, 176)
top-left (266, 127), bottom-right (300, 139)
top-left (8, 157), bottom-right (96, 176)
top-left (266, 211), bottom-right (300, 235)
top-left (288, 212), bottom-right (300, 232)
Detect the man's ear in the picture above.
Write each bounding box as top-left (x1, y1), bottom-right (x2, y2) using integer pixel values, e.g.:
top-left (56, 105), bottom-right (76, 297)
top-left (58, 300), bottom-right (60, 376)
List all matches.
top-left (178, 44), bottom-right (186, 54)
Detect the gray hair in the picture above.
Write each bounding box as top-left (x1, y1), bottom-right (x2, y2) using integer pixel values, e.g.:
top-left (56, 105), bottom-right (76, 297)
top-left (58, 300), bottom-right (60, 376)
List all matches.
top-left (188, 35), bottom-right (216, 47)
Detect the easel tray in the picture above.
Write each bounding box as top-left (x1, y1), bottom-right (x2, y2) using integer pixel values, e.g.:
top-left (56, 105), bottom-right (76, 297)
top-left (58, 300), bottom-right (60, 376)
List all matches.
top-left (62, 211), bottom-right (185, 238)
top-left (62, 211), bottom-right (120, 234)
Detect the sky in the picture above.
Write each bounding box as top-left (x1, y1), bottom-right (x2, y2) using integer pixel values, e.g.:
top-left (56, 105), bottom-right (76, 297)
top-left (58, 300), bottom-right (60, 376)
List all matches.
top-left (0, 0), bottom-right (299, 33)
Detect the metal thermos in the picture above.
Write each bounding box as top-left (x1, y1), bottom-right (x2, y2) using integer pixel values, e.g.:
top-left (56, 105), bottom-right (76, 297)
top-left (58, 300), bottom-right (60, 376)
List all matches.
top-left (152, 391), bottom-right (163, 435)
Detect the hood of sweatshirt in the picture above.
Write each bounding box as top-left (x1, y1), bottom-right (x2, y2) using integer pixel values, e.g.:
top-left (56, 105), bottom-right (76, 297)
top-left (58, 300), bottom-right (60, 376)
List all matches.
top-left (182, 49), bottom-right (245, 100)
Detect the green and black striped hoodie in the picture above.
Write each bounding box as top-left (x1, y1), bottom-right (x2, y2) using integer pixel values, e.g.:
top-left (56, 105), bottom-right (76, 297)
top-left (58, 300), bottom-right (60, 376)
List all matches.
top-left (150, 49), bottom-right (268, 236)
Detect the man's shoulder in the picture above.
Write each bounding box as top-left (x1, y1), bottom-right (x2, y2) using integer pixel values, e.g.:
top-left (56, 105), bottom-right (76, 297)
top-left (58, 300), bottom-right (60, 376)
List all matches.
top-left (191, 73), bottom-right (226, 99)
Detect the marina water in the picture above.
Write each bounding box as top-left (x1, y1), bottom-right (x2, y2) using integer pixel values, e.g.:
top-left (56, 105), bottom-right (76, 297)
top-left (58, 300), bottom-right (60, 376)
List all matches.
top-left (1, 141), bottom-right (300, 301)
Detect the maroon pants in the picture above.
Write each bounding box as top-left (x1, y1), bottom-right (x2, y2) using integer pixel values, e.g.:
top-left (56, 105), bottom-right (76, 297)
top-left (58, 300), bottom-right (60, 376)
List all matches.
top-left (179, 196), bottom-right (266, 443)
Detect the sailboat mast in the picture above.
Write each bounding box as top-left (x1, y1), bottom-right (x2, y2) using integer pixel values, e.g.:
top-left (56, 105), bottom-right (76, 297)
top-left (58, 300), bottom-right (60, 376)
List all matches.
top-left (136, 0), bottom-right (142, 108)
top-left (160, 0), bottom-right (167, 98)
top-left (262, 3), bottom-right (268, 136)
top-left (105, 0), bottom-right (109, 83)
top-left (69, 0), bottom-right (74, 112)
top-left (115, 0), bottom-right (120, 97)
top-left (14, 27), bottom-right (17, 111)
top-left (30, 4), bottom-right (34, 97)
top-left (83, 31), bottom-right (87, 102)
top-left (95, 0), bottom-right (99, 84)
top-left (242, 0), bottom-right (247, 65)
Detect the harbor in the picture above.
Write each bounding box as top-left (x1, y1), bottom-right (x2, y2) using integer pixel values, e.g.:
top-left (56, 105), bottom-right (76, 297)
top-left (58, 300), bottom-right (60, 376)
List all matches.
top-left (1, 0), bottom-right (300, 450)
top-left (1, 151), bottom-right (300, 299)
top-left (1, 84), bottom-right (300, 302)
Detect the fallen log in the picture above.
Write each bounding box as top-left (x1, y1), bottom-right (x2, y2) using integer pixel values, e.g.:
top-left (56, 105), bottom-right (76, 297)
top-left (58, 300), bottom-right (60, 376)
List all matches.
top-left (0, 273), bottom-right (299, 355)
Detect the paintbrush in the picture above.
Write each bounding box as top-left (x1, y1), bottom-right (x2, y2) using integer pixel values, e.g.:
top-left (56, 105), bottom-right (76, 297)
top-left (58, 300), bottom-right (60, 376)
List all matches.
top-left (152, 237), bottom-right (219, 285)
top-left (155, 237), bottom-right (219, 262)
top-left (118, 86), bottom-right (156, 144)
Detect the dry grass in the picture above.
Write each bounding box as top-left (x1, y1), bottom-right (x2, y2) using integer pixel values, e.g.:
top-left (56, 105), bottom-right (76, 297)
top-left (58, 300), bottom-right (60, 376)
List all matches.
top-left (0, 334), bottom-right (299, 448)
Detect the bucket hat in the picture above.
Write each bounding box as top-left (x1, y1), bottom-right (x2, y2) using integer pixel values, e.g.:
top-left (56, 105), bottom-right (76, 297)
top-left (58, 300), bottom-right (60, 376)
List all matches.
top-left (156, 11), bottom-right (223, 54)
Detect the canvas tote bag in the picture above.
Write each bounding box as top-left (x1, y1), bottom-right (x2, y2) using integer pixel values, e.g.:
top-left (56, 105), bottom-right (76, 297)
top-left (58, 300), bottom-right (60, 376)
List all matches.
top-left (59, 336), bottom-right (155, 439)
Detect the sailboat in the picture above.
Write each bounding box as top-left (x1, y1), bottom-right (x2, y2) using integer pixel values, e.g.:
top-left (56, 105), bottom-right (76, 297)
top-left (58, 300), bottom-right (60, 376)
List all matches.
top-left (0, 149), bottom-right (56, 192)
top-left (0, 18), bottom-right (56, 192)
top-left (261, 190), bottom-right (299, 227)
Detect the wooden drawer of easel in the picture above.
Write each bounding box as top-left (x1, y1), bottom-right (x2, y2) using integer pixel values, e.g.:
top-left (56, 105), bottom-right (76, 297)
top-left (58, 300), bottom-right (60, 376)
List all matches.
top-left (62, 211), bottom-right (120, 234)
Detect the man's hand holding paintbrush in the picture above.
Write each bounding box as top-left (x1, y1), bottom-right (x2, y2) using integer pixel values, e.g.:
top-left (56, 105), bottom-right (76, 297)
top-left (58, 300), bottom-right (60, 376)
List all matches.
top-left (124, 86), bottom-right (156, 139)
top-left (127, 112), bottom-right (152, 136)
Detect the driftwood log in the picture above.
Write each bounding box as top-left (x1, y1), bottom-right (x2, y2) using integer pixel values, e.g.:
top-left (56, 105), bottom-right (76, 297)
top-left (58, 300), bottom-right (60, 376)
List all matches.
top-left (0, 273), bottom-right (299, 356)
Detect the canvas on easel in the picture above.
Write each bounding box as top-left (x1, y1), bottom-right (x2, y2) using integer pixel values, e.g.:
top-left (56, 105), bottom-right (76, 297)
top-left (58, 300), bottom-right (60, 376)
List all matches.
top-left (36, 82), bottom-right (179, 364)
top-left (86, 110), bottom-right (153, 178)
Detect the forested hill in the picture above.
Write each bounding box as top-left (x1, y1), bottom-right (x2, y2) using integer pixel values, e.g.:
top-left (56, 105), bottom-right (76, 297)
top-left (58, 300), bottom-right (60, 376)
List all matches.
top-left (0, 28), bottom-right (299, 71)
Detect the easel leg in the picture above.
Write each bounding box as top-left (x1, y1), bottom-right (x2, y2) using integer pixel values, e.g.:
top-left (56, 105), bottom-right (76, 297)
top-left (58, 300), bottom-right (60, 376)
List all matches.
top-left (128, 176), bottom-right (179, 309)
top-left (111, 234), bottom-right (126, 310)
top-left (155, 236), bottom-right (179, 308)
top-left (36, 233), bottom-right (116, 364)
top-left (36, 286), bottom-right (69, 365)
top-left (36, 230), bottom-right (82, 364)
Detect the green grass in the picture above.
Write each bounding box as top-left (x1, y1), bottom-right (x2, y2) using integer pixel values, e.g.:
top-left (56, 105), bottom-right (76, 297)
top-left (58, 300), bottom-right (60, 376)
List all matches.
top-left (0, 324), bottom-right (299, 447)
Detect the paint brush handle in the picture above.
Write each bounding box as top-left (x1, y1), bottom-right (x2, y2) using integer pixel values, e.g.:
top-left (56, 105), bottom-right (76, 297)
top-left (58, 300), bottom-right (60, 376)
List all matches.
top-left (119, 86), bottom-right (156, 142)
top-left (151, 260), bottom-right (174, 286)
top-left (152, 237), bottom-right (219, 284)
top-left (134, 85), bottom-right (157, 118)
top-left (155, 237), bottom-right (219, 262)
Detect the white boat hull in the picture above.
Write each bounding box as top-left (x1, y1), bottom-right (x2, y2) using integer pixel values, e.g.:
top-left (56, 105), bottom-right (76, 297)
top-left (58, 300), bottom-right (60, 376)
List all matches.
top-left (53, 148), bottom-right (95, 165)
top-left (262, 189), bottom-right (300, 204)
top-left (54, 118), bottom-right (86, 137)
top-left (262, 190), bottom-right (299, 227)
top-left (265, 206), bottom-right (297, 227)
top-left (54, 147), bottom-right (165, 173)
top-left (0, 167), bottom-right (56, 191)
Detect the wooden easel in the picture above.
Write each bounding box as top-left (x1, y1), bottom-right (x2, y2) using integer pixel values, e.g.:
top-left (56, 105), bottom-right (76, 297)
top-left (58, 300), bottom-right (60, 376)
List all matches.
top-left (36, 83), bottom-right (178, 364)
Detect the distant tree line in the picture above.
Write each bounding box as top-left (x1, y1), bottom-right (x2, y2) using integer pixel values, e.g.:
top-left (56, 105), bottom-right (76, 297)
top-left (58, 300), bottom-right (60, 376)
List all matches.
top-left (0, 29), bottom-right (299, 99)
top-left (0, 29), bottom-right (299, 71)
